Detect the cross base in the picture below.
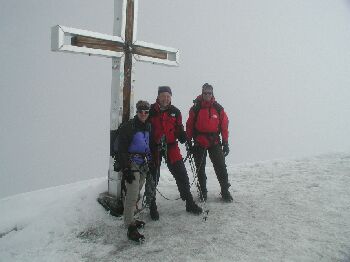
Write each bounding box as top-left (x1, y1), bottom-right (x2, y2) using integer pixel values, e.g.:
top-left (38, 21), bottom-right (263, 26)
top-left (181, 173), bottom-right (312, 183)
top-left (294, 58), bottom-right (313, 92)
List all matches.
top-left (97, 191), bottom-right (124, 217)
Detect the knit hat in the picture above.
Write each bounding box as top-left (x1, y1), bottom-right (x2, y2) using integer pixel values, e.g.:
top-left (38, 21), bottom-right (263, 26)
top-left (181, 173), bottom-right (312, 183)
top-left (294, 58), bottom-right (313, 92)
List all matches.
top-left (202, 83), bottom-right (213, 92)
top-left (158, 86), bottom-right (172, 95)
top-left (136, 100), bottom-right (150, 111)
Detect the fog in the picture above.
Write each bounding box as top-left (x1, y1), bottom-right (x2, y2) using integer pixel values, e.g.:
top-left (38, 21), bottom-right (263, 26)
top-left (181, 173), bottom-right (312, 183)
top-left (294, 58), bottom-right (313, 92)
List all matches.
top-left (1, 0), bottom-right (350, 198)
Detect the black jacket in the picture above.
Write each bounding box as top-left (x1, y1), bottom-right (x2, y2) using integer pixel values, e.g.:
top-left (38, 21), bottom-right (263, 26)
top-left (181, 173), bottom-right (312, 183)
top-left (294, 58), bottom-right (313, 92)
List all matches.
top-left (117, 116), bottom-right (151, 170)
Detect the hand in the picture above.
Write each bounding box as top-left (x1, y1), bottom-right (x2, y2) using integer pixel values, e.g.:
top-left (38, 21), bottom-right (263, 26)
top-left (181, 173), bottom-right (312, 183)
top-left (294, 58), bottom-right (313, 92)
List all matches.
top-left (185, 140), bottom-right (194, 154)
top-left (222, 142), bottom-right (230, 157)
top-left (146, 153), bottom-right (152, 163)
top-left (178, 131), bottom-right (187, 144)
top-left (123, 168), bottom-right (135, 184)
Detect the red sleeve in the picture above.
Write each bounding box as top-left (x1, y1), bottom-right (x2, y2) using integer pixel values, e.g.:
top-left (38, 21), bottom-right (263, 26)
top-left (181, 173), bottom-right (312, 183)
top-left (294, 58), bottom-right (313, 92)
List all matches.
top-left (186, 108), bottom-right (195, 140)
top-left (220, 109), bottom-right (229, 143)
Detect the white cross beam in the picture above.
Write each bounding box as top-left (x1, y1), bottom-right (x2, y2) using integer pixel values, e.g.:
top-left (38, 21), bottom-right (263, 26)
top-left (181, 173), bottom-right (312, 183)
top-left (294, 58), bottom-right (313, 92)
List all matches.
top-left (51, 0), bottom-right (179, 200)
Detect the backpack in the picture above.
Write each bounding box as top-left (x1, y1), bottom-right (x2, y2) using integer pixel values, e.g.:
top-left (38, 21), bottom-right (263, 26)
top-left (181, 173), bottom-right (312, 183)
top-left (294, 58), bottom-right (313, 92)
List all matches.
top-left (192, 99), bottom-right (223, 138)
top-left (110, 119), bottom-right (136, 172)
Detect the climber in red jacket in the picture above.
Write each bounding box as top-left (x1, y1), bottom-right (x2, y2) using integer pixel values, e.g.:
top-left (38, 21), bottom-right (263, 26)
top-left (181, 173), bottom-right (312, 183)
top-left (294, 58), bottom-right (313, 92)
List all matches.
top-left (146, 86), bottom-right (202, 220)
top-left (186, 83), bottom-right (233, 202)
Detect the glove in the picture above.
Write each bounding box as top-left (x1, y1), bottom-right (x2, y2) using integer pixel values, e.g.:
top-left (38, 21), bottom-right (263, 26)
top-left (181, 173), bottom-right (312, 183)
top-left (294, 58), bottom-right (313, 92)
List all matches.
top-left (185, 140), bottom-right (194, 154)
top-left (222, 142), bottom-right (230, 157)
top-left (178, 131), bottom-right (187, 144)
top-left (146, 153), bottom-right (152, 163)
top-left (123, 168), bottom-right (135, 184)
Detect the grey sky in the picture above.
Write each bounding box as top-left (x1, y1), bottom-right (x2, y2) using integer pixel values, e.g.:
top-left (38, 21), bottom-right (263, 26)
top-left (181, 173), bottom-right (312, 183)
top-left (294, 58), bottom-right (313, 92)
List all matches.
top-left (1, 0), bottom-right (350, 198)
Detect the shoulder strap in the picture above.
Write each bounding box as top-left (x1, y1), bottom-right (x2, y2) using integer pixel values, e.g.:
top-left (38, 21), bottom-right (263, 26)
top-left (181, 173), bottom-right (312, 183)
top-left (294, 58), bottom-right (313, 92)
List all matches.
top-left (212, 101), bottom-right (223, 114)
top-left (145, 122), bottom-right (151, 133)
top-left (192, 100), bottom-right (201, 126)
top-left (212, 101), bottom-right (223, 133)
top-left (192, 100), bottom-right (201, 138)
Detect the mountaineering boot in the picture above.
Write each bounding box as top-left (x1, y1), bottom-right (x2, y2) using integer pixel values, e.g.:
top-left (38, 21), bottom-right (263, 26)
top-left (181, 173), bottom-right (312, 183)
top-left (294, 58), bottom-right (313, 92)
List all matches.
top-left (127, 225), bottom-right (145, 243)
top-left (134, 220), bottom-right (146, 229)
top-left (149, 200), bottom-right (159, 221)
top-left (186, 199), bottom-right (202, 214)
top-left (221, 190), bottom-right (233, 202)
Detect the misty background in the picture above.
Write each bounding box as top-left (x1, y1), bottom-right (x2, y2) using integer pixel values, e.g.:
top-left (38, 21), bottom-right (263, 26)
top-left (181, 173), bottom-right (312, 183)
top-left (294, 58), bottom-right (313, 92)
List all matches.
top-left (1, 0), bottom-right (350, 198)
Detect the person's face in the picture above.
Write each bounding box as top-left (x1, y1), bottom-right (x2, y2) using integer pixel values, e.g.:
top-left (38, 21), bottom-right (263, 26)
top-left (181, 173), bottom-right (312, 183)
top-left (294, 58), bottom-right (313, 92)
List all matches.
top-left (137, 109), bottom-right (149, 123)
top-left (158, 92), bottom-right (172, 108)
top-left (202, 89), bottom-right (213, 101)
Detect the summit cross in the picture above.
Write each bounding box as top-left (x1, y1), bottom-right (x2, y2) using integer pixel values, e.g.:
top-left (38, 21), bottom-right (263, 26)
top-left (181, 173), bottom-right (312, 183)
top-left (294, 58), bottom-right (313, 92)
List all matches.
top-left (51, 0), bottom-right (179, 204)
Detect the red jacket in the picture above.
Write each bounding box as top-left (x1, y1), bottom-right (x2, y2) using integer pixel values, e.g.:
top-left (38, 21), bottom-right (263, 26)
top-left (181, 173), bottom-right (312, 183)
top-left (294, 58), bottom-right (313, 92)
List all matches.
top-left (149, 101), bottom-right (185, 164)
top-left (186, 95), bottom-right (229, 148)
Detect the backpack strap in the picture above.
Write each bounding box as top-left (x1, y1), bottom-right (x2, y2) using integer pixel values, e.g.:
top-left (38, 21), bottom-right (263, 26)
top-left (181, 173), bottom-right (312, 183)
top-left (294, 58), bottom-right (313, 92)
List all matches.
top-left (212, 101), bottom-right (223, 133)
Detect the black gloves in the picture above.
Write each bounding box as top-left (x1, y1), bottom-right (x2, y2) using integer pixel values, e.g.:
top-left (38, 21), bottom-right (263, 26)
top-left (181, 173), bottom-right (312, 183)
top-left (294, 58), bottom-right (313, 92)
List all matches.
top-left (123, 168), bottom-right (135, 184)
top-left (185, 140), bottom-right (194, 154)
top-left (222, 142), bottom-right (230, 157)
top-left (178, 130), bottom-right (187, 144)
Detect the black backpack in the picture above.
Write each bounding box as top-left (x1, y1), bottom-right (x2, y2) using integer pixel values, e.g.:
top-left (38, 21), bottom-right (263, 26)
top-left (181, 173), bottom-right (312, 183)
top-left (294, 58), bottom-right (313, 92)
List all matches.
top-left (110, 119), bottom-right (136, 172)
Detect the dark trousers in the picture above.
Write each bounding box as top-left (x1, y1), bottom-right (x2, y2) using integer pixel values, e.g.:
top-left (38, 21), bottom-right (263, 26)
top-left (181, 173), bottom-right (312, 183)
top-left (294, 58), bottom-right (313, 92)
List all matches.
top-left (193, 143), bottom-right (230, 194)
top-left (149, 159), bottom-right (193, 202)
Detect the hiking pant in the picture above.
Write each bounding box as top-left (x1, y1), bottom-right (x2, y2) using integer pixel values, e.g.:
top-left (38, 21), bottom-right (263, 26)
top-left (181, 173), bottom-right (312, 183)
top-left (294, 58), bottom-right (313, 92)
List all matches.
top-left (167, 160), bottom-right (194, 201)
top-left (148, 159), bottom-right (194, 202)
top-left (124, 162), bottom-right (146, 226)
top-left (193, 143), bottom-right (230, 194)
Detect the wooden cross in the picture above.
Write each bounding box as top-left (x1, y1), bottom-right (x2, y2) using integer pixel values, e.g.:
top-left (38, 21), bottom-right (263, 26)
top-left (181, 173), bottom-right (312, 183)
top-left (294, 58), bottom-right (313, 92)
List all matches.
top-left (51, 0), bottom-right (179, 202)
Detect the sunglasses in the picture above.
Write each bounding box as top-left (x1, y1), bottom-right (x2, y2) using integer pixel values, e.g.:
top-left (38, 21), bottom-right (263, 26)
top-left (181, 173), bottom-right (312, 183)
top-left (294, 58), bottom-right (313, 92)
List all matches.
top-left (137, 110), bottom-right (149, 114)
top-left (203, 92), bottom-right (213, 95)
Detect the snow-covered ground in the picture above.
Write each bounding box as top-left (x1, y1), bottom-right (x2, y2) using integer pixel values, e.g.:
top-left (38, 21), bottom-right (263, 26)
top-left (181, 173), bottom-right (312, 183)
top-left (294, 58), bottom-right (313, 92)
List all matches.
top-left (1, 152), bottom-right (350, 262)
